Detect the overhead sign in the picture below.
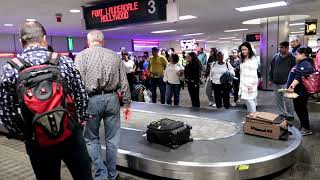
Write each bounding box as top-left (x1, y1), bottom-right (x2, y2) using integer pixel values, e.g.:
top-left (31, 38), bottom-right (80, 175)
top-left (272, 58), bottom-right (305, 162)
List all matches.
top-left (83, 0), bottom-right (167, 30)
top-left (246, 33), bottom-right (260, 42)
top-left (305, 19), bottom-right (317, 36)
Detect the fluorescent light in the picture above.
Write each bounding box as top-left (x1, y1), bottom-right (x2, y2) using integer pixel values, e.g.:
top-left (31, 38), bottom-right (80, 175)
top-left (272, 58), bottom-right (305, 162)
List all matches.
top-left (207, 40), bottom-right (218, 43)
top-left (224, 29), bottom-right (248, 32)
top-left (232, 39), bottom-right (242, 41)
top-left (182, 33), bottom-right (204, 37)
top-left (289, 23), bottom-right (304, 26)
top-left (219, 37), bottom-right (237, 40)
top-left (299, 28), bottom-right (305, 30)
top-left (243, 18), bottom-right (261, 25)
top-left (235, 1), bottom-right (287, 12)
top-left (26, 19), bottom-right (36, 22)
top-left (179, 15), bottom-right (198, 20)
top-left (218, 41), bottom-right (231, 43)
top-left (151, 30), bottom-right (177, 34)
top-left (70, 9), bottom-right (81, 13)
top-left (3, 24), bottom-right (13, 27)
top-left (290, 31), bottom-right (304, 34)
top-left (197, 39), bottom-right (206, 42)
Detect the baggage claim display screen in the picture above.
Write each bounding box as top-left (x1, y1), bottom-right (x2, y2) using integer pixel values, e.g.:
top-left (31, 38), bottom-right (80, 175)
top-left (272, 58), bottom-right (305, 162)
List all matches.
top-left (83, 0), bottom-right (167, 29)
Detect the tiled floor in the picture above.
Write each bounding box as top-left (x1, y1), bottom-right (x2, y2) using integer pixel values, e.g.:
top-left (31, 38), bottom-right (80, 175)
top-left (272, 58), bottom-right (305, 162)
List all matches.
top-left (0, 86), bottom-right (318, 180)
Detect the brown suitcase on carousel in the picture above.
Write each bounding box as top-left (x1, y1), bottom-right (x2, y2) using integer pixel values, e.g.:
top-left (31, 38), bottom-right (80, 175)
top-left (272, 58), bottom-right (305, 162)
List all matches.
top-left (243, 112), bottom-right (289, 140)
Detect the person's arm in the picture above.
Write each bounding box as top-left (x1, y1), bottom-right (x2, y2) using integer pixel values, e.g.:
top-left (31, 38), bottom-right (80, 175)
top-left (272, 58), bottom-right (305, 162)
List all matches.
top-left (119, 60), bottom-right (132, 120)
top-left (268, 55), bottom-right (276, 82)
top-left (63, 57), bottom-right (90, 122)
top-left (0, 64), bottom-right (25, 136)
top-left (163, 64), bottom-right (169, 82)
top-left (162, 56), bottom-right (168, 70)
top-left (227, 62), bottom-right (235, 76)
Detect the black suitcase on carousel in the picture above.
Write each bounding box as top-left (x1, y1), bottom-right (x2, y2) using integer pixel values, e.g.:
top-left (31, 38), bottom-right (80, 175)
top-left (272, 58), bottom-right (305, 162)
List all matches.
top-left (146, 118), bottom-right (192, 149)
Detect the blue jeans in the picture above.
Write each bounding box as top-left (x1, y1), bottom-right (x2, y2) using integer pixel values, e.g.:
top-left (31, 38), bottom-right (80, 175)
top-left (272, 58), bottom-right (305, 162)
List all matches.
top-left (166, 83), bottom-right (181, 105)
top-left (150, 77), bottom-right (166, 104)
top-left (84, 93), bottom-right (120, 180)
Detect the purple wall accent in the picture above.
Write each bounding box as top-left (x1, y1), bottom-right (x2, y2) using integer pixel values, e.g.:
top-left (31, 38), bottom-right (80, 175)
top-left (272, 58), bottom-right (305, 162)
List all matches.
top-left (73, 37), bottom-right (87, 52)
top-left (0, 34), bottom-right (16, 52)
top-left (51, 36), bottom-right (68, 52)
top-left (104, 39), bottom-right (132, 52)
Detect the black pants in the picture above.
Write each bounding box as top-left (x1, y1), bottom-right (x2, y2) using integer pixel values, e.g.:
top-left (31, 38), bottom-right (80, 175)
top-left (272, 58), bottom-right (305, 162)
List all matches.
top-left (150, 77), bottom-right (166, 104)
top-left (233, 80), bottom-right (240, 102)
top-left (212, 83), bottom-right (231, 108)
top-left (25, 130), bottom-right (93, 180)
top-left (187, 83), bottom-right (200, 107)
top-left (126, 73), bottom-right (134, 90)
top-left (293, 95), bottom-right (310, 129)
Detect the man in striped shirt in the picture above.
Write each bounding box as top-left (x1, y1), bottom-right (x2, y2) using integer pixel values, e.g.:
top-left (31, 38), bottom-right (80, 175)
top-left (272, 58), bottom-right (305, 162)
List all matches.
top-left (75, 30), bottom-right (131, 180)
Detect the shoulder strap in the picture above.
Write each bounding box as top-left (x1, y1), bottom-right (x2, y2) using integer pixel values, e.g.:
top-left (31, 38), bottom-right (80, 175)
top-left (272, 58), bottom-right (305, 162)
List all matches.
top-left (226, 62), bottom-right (229, 69)
top-left (47, 52), bottom-right (60, 65)
top-left (7, 57), bottom-right (27, 71)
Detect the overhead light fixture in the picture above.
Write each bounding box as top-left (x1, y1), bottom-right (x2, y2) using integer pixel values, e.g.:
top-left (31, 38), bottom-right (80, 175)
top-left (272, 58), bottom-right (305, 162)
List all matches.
top-left (232, 39), bottom-right (242, 41)
top-left (26, 19), bottom-right (36, 22)
top-left (3, 24), bottom-right (13, 27)
top-left (218, 41), bottom-right (231, 43)
top-left (219, 37), bottom-right (237, 40)
top-left (196, 39), bottom-right (206, 42)
top-left (179, 15), bottom-right (198, 20)
top-left (224, 29), bottom-right (248, 32)
top-left (290, 31), bottom-right (304, 34)
top-left (182, 33), bottom-right (204, 37)
top-left (299, 27), bottom-right (305, 30)
top-left (289, 22), bottom-right (304, 26)
top-left (151, 30), bottom-right (177, 34)
top-left (70, 9), bottom-right (81, 13)
top-left (207, 40), bottom-right (218, 43)
top-left (235, 1), bottom-right (288, 12)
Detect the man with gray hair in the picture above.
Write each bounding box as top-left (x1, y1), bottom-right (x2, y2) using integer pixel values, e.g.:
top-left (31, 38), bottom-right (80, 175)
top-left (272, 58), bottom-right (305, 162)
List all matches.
top-left (75, 30), bottom-right (131, 180)
top-left (0, 21), bottom-right (93, 180)
top-left (290, 36), bottom-right (302, 55)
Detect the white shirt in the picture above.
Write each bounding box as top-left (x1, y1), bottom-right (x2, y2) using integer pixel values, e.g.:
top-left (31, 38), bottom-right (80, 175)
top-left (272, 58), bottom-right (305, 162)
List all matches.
top-left (123, 60), bottom-right (135, 74)
top-left (163, 63), bottom-right (185, 84)
top-left (239, 57), bottom-right (259, 100)
top-left (210, 62), bottom-right (234, 84)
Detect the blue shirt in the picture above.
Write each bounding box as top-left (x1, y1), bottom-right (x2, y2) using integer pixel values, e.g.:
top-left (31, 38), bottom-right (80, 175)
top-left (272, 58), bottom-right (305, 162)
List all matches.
top-left (198, 53), bottom-right (207, 65)
top-left (286, 58), bottom-right (314, 96)
top-left (0, 46), bottom-right (89, 135)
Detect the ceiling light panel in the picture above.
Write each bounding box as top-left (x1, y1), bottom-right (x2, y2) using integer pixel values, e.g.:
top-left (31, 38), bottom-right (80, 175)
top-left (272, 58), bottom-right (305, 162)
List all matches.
top-left (179, 15), bottom-right (198, 20)
top-left (235, 1), bottom-right (288, 12)
top-left (182, 33), bottom-right (204, 36)
top-left (151, 30), bottom-right (177, 34)
top-left (224, 29), bottom-right (248, 32)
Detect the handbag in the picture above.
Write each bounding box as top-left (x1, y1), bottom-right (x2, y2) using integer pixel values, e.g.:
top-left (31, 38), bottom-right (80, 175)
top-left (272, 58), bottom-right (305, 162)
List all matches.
top-left (301, 71), bottom-right (320, 94)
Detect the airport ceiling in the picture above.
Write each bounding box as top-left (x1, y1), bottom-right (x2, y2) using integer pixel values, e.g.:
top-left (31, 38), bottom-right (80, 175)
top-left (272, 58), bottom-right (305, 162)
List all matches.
top-left (0, 0), bottom-right (319, 41)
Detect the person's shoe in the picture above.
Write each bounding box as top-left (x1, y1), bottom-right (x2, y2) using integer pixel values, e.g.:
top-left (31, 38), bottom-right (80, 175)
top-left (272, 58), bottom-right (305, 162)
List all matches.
top-left (230, 102), bottom-right (237, 107)
top-left (300, 128), bottom-right (313, 136)
top-left (209, 103), bottom-right (216, 107)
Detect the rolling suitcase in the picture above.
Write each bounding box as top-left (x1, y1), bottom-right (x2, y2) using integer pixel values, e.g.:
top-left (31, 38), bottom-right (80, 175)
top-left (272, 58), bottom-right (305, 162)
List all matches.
top-left (146, 118), bottom-right (192, 149)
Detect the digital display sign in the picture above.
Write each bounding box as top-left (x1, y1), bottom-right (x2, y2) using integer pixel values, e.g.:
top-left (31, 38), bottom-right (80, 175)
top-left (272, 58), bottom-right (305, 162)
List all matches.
top-left (83, 0), bottom-right (167, 30)
top-left (246, 33), bottom-right (260, 42)
top-left (305, 19), bottom-right (317, 36)
top-left (180, 39), bottom-right (197, 50)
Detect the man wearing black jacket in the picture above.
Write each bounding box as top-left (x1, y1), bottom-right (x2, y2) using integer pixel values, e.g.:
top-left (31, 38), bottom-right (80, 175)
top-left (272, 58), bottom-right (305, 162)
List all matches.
top-left (269, 41), bottom-right (296, 120)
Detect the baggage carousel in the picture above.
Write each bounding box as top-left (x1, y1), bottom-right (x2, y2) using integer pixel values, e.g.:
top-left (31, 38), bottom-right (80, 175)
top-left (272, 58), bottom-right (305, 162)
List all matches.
top-left (107, 102), bottom-right (301, 180)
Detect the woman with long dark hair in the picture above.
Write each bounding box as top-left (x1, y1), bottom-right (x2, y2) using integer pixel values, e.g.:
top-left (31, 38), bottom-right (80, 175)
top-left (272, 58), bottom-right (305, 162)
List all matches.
top-left (185, 52), bottom-right (201, 107)
top-left (205, 48), bottom-right (218, 106)
top-left (287, 47), bottom-right (314, 136)
top-left (238, 42), bottom-right (259, 112)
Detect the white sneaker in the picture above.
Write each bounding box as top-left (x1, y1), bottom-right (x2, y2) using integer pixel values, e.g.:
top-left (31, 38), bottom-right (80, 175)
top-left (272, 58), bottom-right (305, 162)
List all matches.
top-left (211, 103), bottom-right (216, 107)
top-left (230, 102), bottom-right (236, 107)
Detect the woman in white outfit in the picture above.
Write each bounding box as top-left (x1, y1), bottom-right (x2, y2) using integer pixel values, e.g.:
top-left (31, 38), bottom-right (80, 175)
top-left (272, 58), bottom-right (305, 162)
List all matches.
top-left (239, 42), bottom-right (259, 112)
